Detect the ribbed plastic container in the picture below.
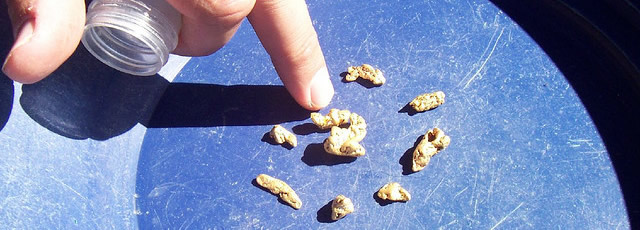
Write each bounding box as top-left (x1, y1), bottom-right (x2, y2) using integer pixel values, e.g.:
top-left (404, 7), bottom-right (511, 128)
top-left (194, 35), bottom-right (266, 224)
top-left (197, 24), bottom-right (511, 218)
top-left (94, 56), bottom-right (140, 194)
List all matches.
top-left (82, 0), bottom-right (181, 76)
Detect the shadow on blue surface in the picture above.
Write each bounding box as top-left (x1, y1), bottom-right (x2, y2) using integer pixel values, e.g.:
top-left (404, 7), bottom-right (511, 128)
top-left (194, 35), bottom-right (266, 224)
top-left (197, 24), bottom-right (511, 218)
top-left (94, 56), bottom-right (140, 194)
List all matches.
top-left (316, 200), bottom-right (337, 223)
top-left (19, 45), bottom-right (169, 140)
top-left (301, 143), bottom-right (357, 166)
top-left (399, 135), bottom-right (424, 175)
top-left (260, 131), bottom-right (295, 150)
top-left (0, 74), bottom-right (12, 132)
top-left (491, 0), bottom-right (640, 226)
top-left (9, 42), bottom-right (308, 140)
top-left (144, 83), bottom-right (309, 127)
top-left (397, 102), bottom-right (419, 116)
top-left (372, 190), bottom-right (407, 207)
top-left (292, 122), bottom-right (330, 135)
top-left (0, 5), bottom-right (14, 132)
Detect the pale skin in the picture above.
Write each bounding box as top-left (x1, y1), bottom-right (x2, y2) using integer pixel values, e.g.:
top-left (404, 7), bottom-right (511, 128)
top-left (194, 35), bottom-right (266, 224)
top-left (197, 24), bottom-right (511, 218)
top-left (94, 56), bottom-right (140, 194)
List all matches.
top-left (2, 0), bottom-right (335, 110)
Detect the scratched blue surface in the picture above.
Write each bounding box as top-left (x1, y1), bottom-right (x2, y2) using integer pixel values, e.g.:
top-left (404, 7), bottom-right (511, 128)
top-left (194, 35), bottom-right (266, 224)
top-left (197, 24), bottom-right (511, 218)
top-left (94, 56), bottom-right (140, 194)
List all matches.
top-left (0, 0), bottom-right (630, 229)
top-left (135, 0), bottom-right (627, 229)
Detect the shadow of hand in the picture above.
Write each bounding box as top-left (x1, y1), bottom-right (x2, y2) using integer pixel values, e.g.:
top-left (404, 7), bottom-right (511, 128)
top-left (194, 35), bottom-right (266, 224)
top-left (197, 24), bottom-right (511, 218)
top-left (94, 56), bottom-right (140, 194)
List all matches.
top-left (20, 45), bottom-right (169, 140)
top-left (0, 7), bottom-right (15, 132)
top-left (17, 44), bottom-right (311, 140)
top-left (144, 83), bottom-right (310, 128)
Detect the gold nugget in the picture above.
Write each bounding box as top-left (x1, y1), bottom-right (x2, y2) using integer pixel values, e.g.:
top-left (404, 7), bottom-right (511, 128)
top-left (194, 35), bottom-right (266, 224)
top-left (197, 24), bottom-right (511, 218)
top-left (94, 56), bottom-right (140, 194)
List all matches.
top-left (310, 109), bottom-right (351, 129)
top-left (377, 182), bottom-right (411, 202)
top-left (331, 195), bottom-right (354, 220)
top-left (322, 112), bottom-right (367, 157)
top-left (269, 125), bottom-right (297, 147)
top-left (412, 128), bottom-right (451, 172)
top-left (255, 174), bottom-right (302, 209)
top-left (409, 91), bottom-right (445, 112)
top-left (345, 64), bottom-right (386, 85)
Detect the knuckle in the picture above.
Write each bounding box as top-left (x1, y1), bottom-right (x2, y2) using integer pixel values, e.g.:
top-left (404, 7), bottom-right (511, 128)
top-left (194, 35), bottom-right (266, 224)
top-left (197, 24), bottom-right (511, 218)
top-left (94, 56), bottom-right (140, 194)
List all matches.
top-left (281, 29), bottom-right (322, 67)
top-left (196, 0), bottom-right (255, 26)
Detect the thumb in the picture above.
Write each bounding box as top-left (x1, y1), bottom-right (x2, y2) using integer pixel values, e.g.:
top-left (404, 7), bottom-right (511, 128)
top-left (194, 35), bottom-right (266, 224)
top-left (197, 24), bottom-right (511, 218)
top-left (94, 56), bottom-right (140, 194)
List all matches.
top-left (2, 0), bottom-right (85, 84)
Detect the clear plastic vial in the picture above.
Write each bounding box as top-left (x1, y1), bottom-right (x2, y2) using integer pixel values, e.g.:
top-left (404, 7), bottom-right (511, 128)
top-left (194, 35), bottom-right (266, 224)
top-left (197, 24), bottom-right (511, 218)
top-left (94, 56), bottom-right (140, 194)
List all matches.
top-left (82, 0), bottom-right (181, 76)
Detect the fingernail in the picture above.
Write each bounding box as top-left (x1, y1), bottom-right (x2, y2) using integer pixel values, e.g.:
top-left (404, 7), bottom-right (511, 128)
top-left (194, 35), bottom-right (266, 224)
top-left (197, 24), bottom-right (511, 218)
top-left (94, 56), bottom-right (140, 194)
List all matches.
top-left (1, 54), bottom-right (9, 75)
top-left (13, 19), bottom-right (35, 49)
top-left (309, 67), bottom-right (334, 109)
top-left (3, 19), bottom-right (35, 73)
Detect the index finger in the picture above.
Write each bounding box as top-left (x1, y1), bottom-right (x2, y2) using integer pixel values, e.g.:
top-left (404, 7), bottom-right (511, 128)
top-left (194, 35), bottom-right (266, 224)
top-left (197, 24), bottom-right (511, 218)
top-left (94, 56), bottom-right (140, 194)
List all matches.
top-left (247, 0), bottom-right (333, 110)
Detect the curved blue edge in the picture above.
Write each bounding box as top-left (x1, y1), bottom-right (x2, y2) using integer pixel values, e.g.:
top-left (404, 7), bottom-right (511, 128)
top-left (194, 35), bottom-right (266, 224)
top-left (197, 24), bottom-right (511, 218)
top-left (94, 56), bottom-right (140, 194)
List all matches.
top-left (491, 0), bottom-right (640, 227)
top-left (136, 0), bottom-right (629, 229)
top-left (0, 0), bottom-right (635, 229)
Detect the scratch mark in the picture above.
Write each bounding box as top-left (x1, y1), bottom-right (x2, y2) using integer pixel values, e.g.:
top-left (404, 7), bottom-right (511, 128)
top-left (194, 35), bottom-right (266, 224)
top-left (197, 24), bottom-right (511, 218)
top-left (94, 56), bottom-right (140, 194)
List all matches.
top-left (356, 31), bottom-right (374, 57)
top-left (426, 1), bottom-right (436, 17)
top-left (443, 219), bottom-right (458, 228)
top-left (415, 215), bottom-right (427, 229)
top-left (151, 151), bottom-right (176, 169)
top-left (298, 181), bottom-right (314, 190)
top-left (568, 139), bottom-right (591, 142)
top-left (454, 186), bottom-right (468, 199)
top-left (490, 202), bottom-right (524, 230)
top-left (49, 176), bottom-right (87, 200)
top-left (387, 201), bottom-right (398, 230)
top-left (437, 209), bottom-right (445, 225)
top-left (470, 170), bottom-right (478, 206)
top-left (551, 156), bottom-right (603, 164)
top-left (398, 203), bottom-right (408, 226)
top-left (460, 26), bottom-right (505, 89)
top-left (474, 198), bottom-right (478, 216)
top-left (438, 33), bottom-right (472, 48)
top-left (575, 139), bottom-right (604, 150)
top-left (425, 177), bottom-right (445, 202)
top-left (402, 44), bottom-right (415, 73)
top-left (352, 168), bottom-right (361, 191)
top-left (399, 13), bottom-right (421, 30)
top-left (366, 154), bottom-right (374, 173)
top-left (250, 149), bottom-right (262, 161)
top-left (281, 223), bottom-right (295, 229)
top-left (179, 214), bottom-right (199, 230)
top-left (580, 150), bottom-right (606, 154)
top-left (152, 209), bottom-right (164, 229)
top-left (467, 0), bottom-right (476, 20)
top-left (487, 171), bottom-right (496, 202)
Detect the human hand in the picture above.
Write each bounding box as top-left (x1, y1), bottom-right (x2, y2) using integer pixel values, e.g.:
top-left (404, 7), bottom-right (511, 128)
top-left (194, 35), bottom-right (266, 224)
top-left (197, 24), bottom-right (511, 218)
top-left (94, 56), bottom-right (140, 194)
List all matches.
top-left (2, 0), bottom-right (334, 110)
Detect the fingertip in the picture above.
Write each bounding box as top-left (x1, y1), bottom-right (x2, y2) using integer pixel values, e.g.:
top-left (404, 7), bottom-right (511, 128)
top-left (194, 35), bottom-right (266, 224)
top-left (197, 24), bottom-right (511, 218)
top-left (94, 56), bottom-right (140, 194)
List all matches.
top-left (309, 66), bottom-right (334, 110)
top-left (3, 56), bottom-right (49, 84)
top-left (3, 0), bottom-right (85, 83)
top-left (2, 19), bottom-right (44, 83)
top-left (2, 21), bottom-right (55, 84)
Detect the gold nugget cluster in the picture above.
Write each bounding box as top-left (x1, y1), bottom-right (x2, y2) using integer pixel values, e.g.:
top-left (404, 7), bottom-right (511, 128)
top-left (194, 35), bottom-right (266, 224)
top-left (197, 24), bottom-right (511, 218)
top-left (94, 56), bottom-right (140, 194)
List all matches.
top-left (311, 109), bottom-right (367, 157)
top-left (255, 174), bottom-right (302, 209)
top-left (412, 128), bottom-right (451, 172)
top-left (254, 63), bottom-right (454, 218)
top-left (345, 64), bottom-right (386, 85)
